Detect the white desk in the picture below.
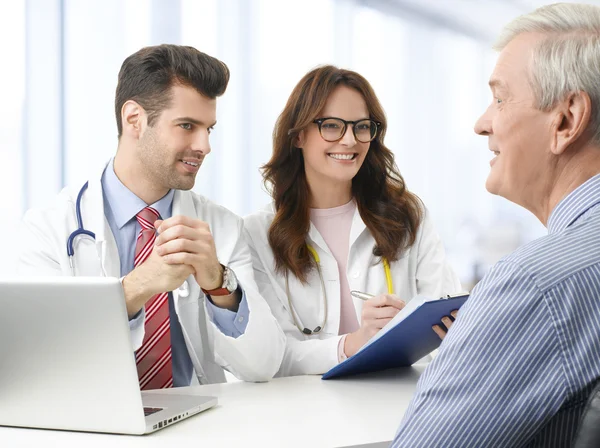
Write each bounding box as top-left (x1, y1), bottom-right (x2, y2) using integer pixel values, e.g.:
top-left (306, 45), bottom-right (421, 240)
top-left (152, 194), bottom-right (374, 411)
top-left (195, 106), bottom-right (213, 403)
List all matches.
top-left (2, 366), bottom-right (424, 448)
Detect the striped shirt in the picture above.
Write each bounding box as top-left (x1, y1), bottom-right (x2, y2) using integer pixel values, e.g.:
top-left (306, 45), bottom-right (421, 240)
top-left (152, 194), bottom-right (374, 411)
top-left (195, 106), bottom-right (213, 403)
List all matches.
top-left (392, 173), bottom-right (600, 448)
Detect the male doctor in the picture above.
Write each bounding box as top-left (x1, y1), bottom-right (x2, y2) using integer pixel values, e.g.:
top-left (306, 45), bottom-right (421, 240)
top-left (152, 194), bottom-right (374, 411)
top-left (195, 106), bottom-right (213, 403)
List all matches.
top-left (17, 44), bottom-right (285, 388)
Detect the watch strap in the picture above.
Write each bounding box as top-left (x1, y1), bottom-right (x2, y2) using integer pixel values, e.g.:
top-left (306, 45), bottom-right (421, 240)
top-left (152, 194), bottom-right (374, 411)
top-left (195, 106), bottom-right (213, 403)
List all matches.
top-left (201, 286), bottom-right (231, 297)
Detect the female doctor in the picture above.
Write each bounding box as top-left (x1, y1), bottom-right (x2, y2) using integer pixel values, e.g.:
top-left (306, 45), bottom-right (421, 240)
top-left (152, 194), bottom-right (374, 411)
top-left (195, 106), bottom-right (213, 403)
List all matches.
top-left (244, 66), bottom-right (462, 377)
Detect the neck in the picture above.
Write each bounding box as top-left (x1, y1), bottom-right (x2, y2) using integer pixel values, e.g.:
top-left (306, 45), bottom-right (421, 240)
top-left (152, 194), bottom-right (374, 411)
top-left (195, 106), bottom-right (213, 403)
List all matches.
top-left (306, 172), bottom-right (352, 209)
top-left (526, 146), bottom-right (600, 225)
top-left (114, 141), bottom-right (169, 205)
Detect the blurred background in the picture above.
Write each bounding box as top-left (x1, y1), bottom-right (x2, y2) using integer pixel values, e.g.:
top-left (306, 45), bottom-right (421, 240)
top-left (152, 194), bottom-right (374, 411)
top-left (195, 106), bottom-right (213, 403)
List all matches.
top-left (3, 0), bottom-right (590, 289)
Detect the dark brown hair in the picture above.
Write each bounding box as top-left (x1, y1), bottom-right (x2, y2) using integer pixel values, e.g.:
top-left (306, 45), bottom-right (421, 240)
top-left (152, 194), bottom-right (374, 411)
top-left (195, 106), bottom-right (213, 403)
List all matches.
top-left (114, 44), bottom-right (230, 137)
top-left (262, 65), bottom-right (423, 283)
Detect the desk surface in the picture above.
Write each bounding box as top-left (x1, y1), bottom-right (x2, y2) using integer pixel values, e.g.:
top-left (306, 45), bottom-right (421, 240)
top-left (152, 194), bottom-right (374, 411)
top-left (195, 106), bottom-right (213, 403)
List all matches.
top-left (2, 366), bottom-right (424, 448)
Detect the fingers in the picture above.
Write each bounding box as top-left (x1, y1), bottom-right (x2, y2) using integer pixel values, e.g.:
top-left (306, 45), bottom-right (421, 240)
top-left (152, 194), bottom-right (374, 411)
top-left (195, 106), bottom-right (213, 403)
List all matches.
top-left (156, 238), bottom-right (213, 257)
top-left (433, 312), bottom-right (459, 340)
top-left (432, 324), bottom-right (447, 340)
top-left (156, 215), bottom-right (209, 233)
top-left (367, 294), bottom-right (405, 310)
top-left (362, 304), bottom-right (400, 321)
top-left (161, 251), bottom-right (201, 266)
top-left (156, 224), bottom-right (199, 245)
top-left (441, 316), bottom-right (453, 329)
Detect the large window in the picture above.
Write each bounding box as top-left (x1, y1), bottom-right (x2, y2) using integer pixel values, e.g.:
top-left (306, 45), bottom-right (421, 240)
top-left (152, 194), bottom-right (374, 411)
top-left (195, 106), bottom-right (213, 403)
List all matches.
top-left (1, 2), bottom-right (25, 274)
top-left (6, 0), bottom-right (548, 285)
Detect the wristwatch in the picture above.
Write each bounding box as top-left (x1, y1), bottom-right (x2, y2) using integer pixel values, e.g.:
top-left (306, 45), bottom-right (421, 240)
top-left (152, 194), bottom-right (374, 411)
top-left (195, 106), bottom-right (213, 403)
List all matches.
top-left (201, 265), bottom-right (238, 296)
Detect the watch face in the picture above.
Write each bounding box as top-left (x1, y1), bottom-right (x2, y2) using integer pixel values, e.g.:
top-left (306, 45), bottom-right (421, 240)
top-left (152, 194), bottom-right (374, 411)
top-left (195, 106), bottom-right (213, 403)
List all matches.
top-left (224, 267), bottom-right (238, 292)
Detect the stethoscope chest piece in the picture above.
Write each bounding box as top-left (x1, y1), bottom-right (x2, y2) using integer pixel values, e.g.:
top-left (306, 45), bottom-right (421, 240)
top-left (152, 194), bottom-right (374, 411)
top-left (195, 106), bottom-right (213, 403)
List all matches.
top-left (178, 280), bottom-right (190, 297)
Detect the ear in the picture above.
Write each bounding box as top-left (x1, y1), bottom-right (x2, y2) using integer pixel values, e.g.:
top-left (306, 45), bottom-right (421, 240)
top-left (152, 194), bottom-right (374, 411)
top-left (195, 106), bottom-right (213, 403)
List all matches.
top-left (121, 100), bottom-right (147, 140)
top-left (551, 91), bottom-right (592, 155)
top-left (294, 129), bottom-right (306, 149)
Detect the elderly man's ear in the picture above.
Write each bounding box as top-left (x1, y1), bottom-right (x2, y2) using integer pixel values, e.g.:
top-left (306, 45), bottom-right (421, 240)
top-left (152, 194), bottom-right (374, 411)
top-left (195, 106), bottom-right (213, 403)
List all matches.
top-left (551, 91), bottom-right (593, 155)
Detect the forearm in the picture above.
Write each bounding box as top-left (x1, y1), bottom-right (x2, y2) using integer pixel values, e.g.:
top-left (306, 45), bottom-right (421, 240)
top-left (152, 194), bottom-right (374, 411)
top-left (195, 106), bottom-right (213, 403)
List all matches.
top-left (279, 335), bottom-right (343, 376)
top-left (122, 270), bottom-right (155, 318)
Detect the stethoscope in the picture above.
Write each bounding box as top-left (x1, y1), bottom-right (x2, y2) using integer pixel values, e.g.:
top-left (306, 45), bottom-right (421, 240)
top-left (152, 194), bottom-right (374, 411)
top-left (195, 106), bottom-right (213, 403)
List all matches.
top-left (285, 244), bottom-right (394, 335)
top-left (67, 181), bottom-right (96, 275)
top-left (64, 181), bottom-right (192, 297)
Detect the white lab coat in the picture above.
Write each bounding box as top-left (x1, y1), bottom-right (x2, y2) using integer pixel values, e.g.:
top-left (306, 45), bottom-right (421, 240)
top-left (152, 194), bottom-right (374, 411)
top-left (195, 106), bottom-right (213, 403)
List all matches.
top-left (17, 162), bottom-right (285, 384)
top-left (244, 204), bottom-right (462, 377)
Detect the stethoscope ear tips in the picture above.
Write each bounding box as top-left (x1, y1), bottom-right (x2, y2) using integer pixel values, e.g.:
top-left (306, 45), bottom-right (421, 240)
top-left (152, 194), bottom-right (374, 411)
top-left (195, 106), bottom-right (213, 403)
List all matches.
top-left (313, 326), bottom-right (322, 333)
top-left (302, 326), bottom-right (322, 335)
top-left (302, 328), bottom-right (312, 335)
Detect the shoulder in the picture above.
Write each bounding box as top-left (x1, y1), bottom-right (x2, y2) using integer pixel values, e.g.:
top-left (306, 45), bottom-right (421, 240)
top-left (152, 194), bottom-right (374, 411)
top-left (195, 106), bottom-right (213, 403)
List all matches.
top-left (411, 207), bottom-right (442, 249)
top-left (501, 209), bottom-right (600, 292)
top-left (180, 190), bottom-right (242, 232)
top-left (23, 186), bottom-right (77, 226)
top-left (243, 203), bottom-right (275, 239)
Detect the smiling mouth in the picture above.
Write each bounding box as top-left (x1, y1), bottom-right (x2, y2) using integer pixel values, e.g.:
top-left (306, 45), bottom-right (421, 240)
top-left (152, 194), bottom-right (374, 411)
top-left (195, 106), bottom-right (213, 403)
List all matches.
top-left (181, 160), bottom-right (200, 167)
top-left (327, 153), bottom-right (358, 160)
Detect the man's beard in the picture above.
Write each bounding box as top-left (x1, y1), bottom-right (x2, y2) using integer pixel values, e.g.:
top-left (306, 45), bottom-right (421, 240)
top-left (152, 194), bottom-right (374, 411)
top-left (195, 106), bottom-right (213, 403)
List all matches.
top-left (137, 131), bottom-right (197, 192)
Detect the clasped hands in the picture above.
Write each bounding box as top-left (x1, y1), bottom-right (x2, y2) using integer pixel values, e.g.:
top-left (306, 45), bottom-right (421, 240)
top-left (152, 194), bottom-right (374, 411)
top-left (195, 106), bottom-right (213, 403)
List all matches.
top-left (123, 215), bottom-right (237, 317)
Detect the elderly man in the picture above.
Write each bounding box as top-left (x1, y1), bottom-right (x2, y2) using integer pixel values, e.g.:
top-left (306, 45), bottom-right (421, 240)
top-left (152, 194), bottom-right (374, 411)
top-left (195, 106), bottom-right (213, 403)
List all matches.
top-left (392, 3), bottom-right (600, 447)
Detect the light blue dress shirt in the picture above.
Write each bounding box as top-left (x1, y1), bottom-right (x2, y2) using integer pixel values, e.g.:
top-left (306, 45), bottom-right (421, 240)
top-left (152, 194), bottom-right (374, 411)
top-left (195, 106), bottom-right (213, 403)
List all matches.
top-left (101, 159), bottom-right (249, 387)
top-left (392, 173), bottom-right (600, 447)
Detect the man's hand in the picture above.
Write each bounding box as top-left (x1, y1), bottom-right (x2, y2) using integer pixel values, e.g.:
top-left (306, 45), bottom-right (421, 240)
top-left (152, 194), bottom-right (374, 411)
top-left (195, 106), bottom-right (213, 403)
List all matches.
top-left (432, 310), bottom-right (459, 340)
top-left (155, 215), bottom-right (241, 311)
top-left (344, 294), bottom-right (405, 358)
top-left (155, 216), bottom-right (223, 289)
top-left (122, 246), bottom-right (194, 318)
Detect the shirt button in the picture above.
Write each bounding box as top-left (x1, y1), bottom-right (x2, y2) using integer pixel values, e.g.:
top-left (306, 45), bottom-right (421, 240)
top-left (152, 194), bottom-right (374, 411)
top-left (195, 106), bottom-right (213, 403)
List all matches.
top-left (238, 316), bottom-right (244, 323)
top-left (352, 271), bottom-right (360, 278)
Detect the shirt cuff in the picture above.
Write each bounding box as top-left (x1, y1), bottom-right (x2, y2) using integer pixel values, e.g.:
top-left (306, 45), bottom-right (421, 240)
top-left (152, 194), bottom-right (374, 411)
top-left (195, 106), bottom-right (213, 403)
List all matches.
top-left (337, 334), bottom-right (349, 363)
top-left (204, 288), bottom-right (249, 338)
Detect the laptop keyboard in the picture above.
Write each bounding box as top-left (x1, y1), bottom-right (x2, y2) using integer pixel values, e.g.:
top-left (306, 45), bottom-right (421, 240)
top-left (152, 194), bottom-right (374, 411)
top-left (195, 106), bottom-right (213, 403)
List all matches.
top-left (144, 407), bottom-right (163, 417)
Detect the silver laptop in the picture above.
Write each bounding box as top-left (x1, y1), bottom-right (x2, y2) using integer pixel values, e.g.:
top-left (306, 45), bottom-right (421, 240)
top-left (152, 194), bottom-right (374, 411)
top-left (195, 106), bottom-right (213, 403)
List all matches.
top-left (0, 277), bottom-right (217, 434)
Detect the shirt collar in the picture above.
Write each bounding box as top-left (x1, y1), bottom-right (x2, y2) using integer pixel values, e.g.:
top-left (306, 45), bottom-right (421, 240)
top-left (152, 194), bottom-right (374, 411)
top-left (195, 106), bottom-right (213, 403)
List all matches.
top-left (101, 158), bottom-right (174, 229)
top-left (547, 173), bottom-right (600, 234)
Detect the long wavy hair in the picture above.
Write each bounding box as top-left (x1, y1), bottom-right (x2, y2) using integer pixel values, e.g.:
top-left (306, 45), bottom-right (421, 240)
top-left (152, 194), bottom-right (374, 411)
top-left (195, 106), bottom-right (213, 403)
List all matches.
top-left (262, 65), bottom-right (423, 283)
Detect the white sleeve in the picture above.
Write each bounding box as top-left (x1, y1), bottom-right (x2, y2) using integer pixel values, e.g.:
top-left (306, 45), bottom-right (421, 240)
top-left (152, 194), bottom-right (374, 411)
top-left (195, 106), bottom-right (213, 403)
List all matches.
top-left (17, 208), bottom-right (66, 276)
top-left (209, 220), bottom-right (286, 382)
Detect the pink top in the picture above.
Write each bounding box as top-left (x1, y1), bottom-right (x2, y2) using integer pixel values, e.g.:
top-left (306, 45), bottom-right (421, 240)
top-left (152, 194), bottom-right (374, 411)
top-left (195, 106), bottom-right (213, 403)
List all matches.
top-left (310, 200), bottom-right (359, 336)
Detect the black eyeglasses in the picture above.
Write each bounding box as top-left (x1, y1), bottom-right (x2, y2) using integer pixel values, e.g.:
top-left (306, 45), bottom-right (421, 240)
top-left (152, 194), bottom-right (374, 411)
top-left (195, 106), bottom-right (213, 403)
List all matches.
top-left (312, 117), bottom-right (381, 143)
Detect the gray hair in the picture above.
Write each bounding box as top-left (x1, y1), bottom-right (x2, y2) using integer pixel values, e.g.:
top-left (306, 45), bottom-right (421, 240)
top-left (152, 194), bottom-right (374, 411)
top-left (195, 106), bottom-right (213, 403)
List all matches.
top-left (494, 3), bottom-right (600, 145)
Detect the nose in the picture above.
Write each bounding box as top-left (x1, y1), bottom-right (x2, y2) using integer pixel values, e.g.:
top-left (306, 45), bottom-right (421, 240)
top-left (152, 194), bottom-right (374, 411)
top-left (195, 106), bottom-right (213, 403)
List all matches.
top-left (340, 125), bottom-right (357, 147)
top-left (474, 106), bottom-right (492, 136)
top-left (193, 129), bottom-right (211, 155)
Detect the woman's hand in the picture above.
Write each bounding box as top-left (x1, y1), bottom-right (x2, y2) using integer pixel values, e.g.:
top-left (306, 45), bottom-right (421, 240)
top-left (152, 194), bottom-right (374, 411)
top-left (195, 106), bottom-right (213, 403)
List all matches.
top-left (344, 294), bottom-right (405, 357)
top-left (432, 310), bottom-right (459, 340)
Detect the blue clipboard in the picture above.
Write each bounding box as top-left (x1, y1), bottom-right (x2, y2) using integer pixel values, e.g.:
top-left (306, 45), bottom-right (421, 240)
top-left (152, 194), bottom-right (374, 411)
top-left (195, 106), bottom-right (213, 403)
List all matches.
top-left (322, 293), bottom-right (469, 380)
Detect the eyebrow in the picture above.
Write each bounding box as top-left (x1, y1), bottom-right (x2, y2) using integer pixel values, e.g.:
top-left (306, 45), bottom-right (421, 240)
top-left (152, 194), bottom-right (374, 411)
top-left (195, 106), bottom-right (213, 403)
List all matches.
top-left (489, 79), bottom-right (509, 92)
top-left (174, 117), bottom-right (217, 127)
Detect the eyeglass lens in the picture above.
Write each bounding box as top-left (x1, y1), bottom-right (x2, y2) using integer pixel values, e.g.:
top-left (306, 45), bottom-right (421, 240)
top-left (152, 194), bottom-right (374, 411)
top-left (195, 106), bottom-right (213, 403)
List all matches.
top-left (319, 118), bottom-right (377, 143)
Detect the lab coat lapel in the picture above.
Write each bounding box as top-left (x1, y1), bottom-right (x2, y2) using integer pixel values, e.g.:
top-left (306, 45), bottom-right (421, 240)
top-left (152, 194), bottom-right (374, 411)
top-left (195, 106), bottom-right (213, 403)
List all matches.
top-left (348, 206), bottom-right (367, 250)
top-left (171, 190), bottom-right (197, 308)
top-left (307, 223), bottom-right (333, 258)
top-left (171, 190), bottom-right (217, 383)
top-left (85, 161), bottom-right (120, 278)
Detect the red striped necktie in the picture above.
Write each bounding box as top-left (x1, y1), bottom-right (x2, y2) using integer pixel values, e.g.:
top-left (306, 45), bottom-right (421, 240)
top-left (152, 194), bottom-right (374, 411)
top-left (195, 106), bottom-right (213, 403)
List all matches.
top-left (134, 206), bottom-right (173, 390)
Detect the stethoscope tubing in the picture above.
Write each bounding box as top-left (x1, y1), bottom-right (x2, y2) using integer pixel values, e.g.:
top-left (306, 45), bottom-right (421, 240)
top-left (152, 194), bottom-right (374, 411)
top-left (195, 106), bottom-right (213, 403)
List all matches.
top-left (67, 181), bottom-right (96, 274)
top-left (286, 244), bottom-right (393, 335)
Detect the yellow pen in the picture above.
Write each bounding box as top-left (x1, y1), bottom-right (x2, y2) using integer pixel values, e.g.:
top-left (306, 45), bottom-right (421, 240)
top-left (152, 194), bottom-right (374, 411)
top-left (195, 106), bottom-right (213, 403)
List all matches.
top-left (350, 290), bottom-right (375, 301)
